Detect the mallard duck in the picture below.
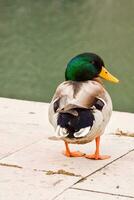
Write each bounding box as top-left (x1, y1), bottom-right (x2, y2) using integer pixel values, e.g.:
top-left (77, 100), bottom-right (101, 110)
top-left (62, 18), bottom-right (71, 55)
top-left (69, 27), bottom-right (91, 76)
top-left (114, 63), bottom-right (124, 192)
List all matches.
top-left (48, 53), bottom-right (119, 160)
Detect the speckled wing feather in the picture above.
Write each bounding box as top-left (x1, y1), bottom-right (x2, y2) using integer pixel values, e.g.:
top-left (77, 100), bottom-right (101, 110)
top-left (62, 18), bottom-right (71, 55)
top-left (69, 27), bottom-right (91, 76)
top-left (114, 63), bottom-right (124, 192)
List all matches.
top-left (51, 80), bottom-right (105, 110)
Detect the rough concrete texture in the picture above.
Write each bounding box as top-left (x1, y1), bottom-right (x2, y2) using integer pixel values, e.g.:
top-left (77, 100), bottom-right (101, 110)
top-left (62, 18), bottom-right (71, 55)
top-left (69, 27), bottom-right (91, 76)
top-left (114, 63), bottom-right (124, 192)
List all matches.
top-left (0, 98), bottom-right (134, 200)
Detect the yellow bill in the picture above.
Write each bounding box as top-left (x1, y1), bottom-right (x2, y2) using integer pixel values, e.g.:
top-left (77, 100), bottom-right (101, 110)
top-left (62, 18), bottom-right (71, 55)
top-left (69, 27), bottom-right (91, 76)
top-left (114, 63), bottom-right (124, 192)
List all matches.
top-left (99, 66), bottom-right (119, 83)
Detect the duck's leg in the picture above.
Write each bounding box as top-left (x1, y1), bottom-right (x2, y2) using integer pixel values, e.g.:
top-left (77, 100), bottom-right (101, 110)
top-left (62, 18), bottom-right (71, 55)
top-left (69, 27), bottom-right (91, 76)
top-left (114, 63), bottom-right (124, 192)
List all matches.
top-left (85, 136), bottom-right (110, 160)
top-left (63, 141), bottom-right (85, 157)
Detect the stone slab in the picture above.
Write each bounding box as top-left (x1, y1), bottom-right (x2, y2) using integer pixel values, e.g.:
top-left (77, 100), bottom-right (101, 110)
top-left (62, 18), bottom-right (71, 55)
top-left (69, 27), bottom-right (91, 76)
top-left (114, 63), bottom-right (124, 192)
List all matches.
top-left (55, 188), bottom-right (132, 200)
top-left (0, 98), bottom-right (134, 200)
top-left (73, 151), bottom-right (134, 198)
top-left (0, 166), bottom-right (79, 200)
top-left (1, 134), bottom-right (134, 177)
top-left (106, 111), bottom-right (134, 133)
top-left (0, 98), bottom-right (53, 159)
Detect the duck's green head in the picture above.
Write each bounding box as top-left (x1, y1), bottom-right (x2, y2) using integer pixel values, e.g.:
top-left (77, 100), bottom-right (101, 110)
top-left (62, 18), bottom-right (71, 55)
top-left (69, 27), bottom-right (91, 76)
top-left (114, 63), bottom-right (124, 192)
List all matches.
top-left (65, 53), bottom-right (119, 83)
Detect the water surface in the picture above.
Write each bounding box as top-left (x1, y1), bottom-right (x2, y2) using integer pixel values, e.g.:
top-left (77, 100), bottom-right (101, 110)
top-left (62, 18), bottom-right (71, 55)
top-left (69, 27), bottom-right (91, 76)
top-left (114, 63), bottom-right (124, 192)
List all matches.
top-left (0, 0), bottom-right (134, 112)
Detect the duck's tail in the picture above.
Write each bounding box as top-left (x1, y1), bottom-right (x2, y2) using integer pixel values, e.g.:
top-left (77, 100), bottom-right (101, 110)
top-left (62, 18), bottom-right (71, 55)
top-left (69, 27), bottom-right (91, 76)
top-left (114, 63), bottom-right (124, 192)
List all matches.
top-left (56, 108), bottom-right (95, 139)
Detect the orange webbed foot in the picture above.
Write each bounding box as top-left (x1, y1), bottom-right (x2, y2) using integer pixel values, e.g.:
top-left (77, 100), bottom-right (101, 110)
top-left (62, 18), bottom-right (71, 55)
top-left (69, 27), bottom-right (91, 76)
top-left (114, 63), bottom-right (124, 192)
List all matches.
top-left (85, 154), bottom-right (110, 160)
top-left (63, 151), bottom-right (85, 157)
top-left (84, 136), bottom-right (111, 160)
top-left (63, 141), bottom-right (85, 157)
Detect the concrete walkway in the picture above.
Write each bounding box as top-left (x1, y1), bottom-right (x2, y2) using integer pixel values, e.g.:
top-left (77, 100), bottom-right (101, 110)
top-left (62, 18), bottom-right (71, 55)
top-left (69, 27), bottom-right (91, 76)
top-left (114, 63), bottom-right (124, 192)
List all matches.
top-left (0, 98), bottom-right (134, 200)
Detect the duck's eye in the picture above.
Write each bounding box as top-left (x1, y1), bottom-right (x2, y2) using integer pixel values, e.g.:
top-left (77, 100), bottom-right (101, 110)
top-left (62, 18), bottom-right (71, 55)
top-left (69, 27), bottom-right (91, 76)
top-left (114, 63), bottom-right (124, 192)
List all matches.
top-left (91, 61), bottom-right (95, 65)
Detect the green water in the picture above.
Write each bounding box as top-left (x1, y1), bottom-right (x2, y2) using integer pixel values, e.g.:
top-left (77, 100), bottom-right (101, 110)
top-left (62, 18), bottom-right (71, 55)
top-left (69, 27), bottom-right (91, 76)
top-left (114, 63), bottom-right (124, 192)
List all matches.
top-left (0, 0), bottom-right (134, 112)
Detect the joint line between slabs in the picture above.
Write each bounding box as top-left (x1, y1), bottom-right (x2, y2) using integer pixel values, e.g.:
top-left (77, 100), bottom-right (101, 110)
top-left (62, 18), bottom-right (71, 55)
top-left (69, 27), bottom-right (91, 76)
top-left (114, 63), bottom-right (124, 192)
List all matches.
top-left (0, 138), bottom-right (45, 161)
top-left (71, 188), bottom-right (134, 199)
